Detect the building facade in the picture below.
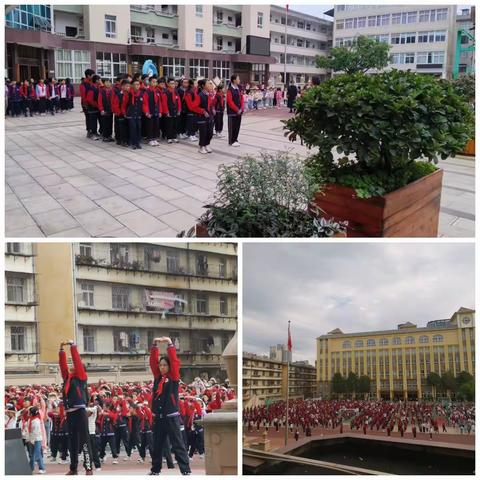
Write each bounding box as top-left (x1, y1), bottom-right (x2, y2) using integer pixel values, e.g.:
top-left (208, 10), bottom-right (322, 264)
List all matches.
top-left (269, 343), bottom-right (292, 363)
top-left (5, 242), bottom-right (238, 384)
top-left (5, 4), bottom-right (333, 87)
top-left (269, 5), bottom-right (332, 86)
top-left (456, 7), bottom-right (475, 75)
top-left (317, 308), bottom-right (475, 400)
top-left (5, 243), bottom-right (38, 372)
top-left (243, 352), bottom-right (316, 406)
top-left (331, 4), bottom-right (460, 78)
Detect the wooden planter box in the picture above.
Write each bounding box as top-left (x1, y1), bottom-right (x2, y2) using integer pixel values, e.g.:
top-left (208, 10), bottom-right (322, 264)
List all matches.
top-left (311, 169), bottom-right (444, 237)
top-left (460, 139), bottom-right (475, 156)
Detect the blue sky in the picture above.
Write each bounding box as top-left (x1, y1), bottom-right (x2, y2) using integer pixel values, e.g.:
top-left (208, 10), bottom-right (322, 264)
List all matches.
top-left (243, 243), bottom-right (475, 365)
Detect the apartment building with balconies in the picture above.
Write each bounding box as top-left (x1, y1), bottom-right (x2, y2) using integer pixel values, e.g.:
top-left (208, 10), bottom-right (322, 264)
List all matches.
top-left (269, 5), bottom-right (333, 86)
top-left (5, 243), bottom-right (38, 373)
top-left (331, 4), bottom-right (461, 78)
top-left (5, 243), bottom-right (237, 384)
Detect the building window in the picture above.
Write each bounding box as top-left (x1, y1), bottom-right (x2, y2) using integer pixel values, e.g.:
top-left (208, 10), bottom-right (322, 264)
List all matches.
top-left (218, 257), bottom-right (227, 278)
top-left (96, 52), bottom-right (128, 83)
top-left (6, 243), bottom-right (22, 254)
top-left (419, 335), bottom-right (429, 343)
top-left (113, 329), bottom-right (139, 352)
top-left (6, 275), bottom-right (25, 303)
top-left (212, 60), bottom-right (230, 80)
top-left (196, 254), bottom-right (209, 276)
top-left (131, 25), bottom-right (142, 42)
top-left (196, 292), bottom-right (209, 314)
top-left (166, 249), bottom-right (181, 273)
top-left (105, 15), bottom-right (117, 38)
top-left (367, 339), bottom-right (375, 347)
top-left (162, 57), bottom-right (186, 79)
top-left (146, 27), bottom-right (155, 43)
top-left (417, 51), bottom-right (444, 65)
top-left (81, 282), bottom-right (94, 307)
top-left (83, 327), bottom-right (95, 352)
top-left (379, 338), bottom-right (388, 346)
top-left (393, 337), bottom-right (401, 345)
top-left (433, 335), bottom-right (444, 343)
top-left (435, 30), bottom-right (446, 42)
top-left (436, 8), bottom-right (448, 21)
top-left (5, 4), bottom-right (52, 31)
top-left (405, 336), bottom-right (415, 344)
top-left (110, 244), bottom-right (129, 266)
top-left (257, 12), bottom-right (264, 29)
top-left (112, 286), bottom-right (129, 310)
top-left (219, 295), bottom-right (228, 315)
top-left (11, 326), bottom-right (26, 352)
top-left (357, 17), bottom-right (366, 28)
top-left (189, 59), bottom-right (209, 79)
top-left (195, 5), bottom-right (203, 17)
top-left (342, 341), bottom-right (351, 349)
top-left (79, 243), bottom-right (92, 257)
top-left (195, 29), bottom-right (204, 48)
top-left (419, 10), bottom-right (432, 22)
top-left (55, 49), bottom-right (91, 84)
top-left (336, 19), bottom-right (344, 30)
top-left (354, 340), bottom-right (363, 347)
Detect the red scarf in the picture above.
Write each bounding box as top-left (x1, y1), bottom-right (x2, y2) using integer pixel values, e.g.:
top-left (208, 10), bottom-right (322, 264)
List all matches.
top-left (156, 376), bottom-right (167, 396)
top-left (28, 414), bottom-right (40, 433)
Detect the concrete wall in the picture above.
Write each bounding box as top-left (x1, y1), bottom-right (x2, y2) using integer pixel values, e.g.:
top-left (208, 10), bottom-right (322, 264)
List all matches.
top-left (178, 5), bottom-right (213, 52)
top-left (84, 5), bottom-right (131, 45)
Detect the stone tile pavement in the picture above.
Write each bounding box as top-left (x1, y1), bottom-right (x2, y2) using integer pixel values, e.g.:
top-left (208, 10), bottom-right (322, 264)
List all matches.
top-left (5, 105), bottom-right (475, 238)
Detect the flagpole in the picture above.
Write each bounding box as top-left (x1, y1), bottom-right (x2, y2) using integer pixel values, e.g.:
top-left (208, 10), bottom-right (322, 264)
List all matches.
top-left (284, 5), bottom-right (288, 88)
top-left (285, 320), bottom-right (290, 447)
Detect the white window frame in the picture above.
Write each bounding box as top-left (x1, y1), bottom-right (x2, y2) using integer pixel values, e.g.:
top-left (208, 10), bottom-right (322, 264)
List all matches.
top-left (257, 12), bottom-right (264, 29)
top-left (105, 14), bottom-right (117, 39)
top-left (81, 282), bottom-right (94, 307)
top-left (6, 275), bottom-right (26, 303)
top-left (11, 326), bottom-right (26, 352)
top-left (195, 28), bottom-right (204, 48)
top-left (195, 5), bottom-right (203, 18)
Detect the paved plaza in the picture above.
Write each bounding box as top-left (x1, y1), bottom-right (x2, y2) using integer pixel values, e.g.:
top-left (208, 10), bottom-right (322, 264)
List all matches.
top-left (5, 104), bottom-right (475, 237)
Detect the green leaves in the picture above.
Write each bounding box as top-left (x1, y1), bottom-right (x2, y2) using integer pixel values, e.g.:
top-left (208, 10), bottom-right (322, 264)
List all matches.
top-left (284, 70), bottom-right (475, 197)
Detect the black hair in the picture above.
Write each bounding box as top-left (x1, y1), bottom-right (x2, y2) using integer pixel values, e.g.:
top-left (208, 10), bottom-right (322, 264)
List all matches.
top-left (115, 74), bottom-right (124, 82)
top-left (141, 74), bottom-right (149, 80)
top-left (29, 406), bottom-right (39, 416)
top-left (158, 77), bottom-right (166, 84)
top-left (132, 73), bottom-right (141, 81)
top-left (84, 69), bottom-right (95, 78)
top-left (188, 79), bottom-right (194, 88)
top-left (121, 79), bottom-right (131, 86)
top-left (101, 77), bottom-right (111, 84)
top-left (197, 78), bottom-right (206, 89)
top-left (92, 74), bottom-right (101, 83)
top-left (150, 74), bottom-right (158, 80)
top-left (167, 77), bottom-right (174, 83)
top-left (230, 74), bottom-right (239, 83)
top-left (159, 356), bottom-right (171, 370)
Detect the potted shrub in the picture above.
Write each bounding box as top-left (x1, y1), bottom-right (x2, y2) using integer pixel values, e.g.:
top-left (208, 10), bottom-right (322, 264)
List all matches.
top-left (178, 152), bottom-right (346, 238)
top-left (451, 74), bottom-right (475, 156)
top-left (284, 70), bottom-right (474, 237)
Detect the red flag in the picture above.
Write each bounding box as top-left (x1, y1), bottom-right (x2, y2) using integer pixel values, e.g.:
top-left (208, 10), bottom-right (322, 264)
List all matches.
top-left (287, 322), bottom-right (292, 352)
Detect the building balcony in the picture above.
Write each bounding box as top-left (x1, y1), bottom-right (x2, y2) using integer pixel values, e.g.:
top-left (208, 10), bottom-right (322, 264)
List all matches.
top-left (53, 5), bottom-right (84, 14)
top-left (77, 306), bottom-right (237, 330)
top-left (271, 42), bottom-right (327, 57)
top-left (213, 23), bottom-right (243, 39)
top-left (270, 23), bottom-right (332, 41)
top-left (130, 36), bottom-right (177, 48)
top-left (270, 63), bottom-right (321, 74)
top-left (130, 10), bottom-right (179, 29)
top-left (6, 303), bottom-right (37, 323)
top-left (5, 254), bottom-right (35, 274)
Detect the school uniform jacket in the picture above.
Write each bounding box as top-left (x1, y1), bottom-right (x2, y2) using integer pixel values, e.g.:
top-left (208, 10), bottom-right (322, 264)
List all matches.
top-left (86, 84), bottom-right (100, 109)
top-left (59, 344), bottom-right (88, 411)
top-left (226, 85), bottom-right (244, 115)
top-left (191, 90), bottom-right (214, 119)
top-left (111, 86), bottom-right (124, 116)
top-left (35, 84), bottom-right (47, 98)
top-left (144, 86), bottom-right (162, 117)
top-left (161, 87), bottom-right (181, 117)
top-left (214, 92), bottom-right (225, 112)
top-left (98, 87), bottom-right (113, 114)
top-left (80, 78), bottom-right (92, 106)
top-left (150, 344), bottom-right (181, 417)
top-left (121, 89), bottom-right (149, 118)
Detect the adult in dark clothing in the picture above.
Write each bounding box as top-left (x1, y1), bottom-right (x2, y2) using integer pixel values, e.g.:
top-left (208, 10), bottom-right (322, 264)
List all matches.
top-left (59, 340), bottom-right (93, 475)
top-left (149, 337), bottom-right (191, 476)
top-left (287, 82), bottom-right (298, 113)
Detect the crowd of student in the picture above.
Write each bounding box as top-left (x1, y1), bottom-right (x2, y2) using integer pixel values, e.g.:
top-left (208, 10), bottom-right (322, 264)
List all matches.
top-left (243, 398), bottom-right (475, 441)
top-left (5, 338), bottom-right (235, 475)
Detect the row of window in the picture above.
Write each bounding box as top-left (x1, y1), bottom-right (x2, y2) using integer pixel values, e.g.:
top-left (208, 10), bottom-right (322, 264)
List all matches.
top-left (272, 35), bottom-right (328, 50)
top-left (271, 15), bottom-right (330, 34)
top-left (336, 8), bottom-right (449, 30)
top-left (341, 335), bottom-right (445, 349)
top-left (336, 30), bottom-right (447, 47)
top-left (80, 282), bottom-right (231, 316)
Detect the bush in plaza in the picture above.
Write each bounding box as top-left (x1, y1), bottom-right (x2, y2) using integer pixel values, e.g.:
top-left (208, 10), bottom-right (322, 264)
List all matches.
top-left (450, 74), bottom-right (475, 106)
top-left (186, 152), bottom-right (346, 237)
top-left (284, 70), bottom-right (475, 198)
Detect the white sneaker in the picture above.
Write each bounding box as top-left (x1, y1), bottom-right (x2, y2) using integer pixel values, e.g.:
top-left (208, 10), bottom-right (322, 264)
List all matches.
top-left (189, 136), bottom-right (197, 142)
top-left (198, 147), bottom-right (208, 154)
top-left (39, 470), bottom-right (46, 474)
top-left (96, 467), bottom-right (102, 471)
top-left (167, 139), bottom-right (173, 144)
top-left (173, 138), bottom-right (179, 143)
top-left (148, 140), bottom-right (156, 146)
top-left (205, 146), bottom-right (212, 153)
top-left (123, 456), bottom-right (130, 461)
top-left (231, 142), bottom-right (240, 147)
top-left (137, 458), bottom-right (145, 464)
top-left (112, 459), bottom-right (118, 464)
top-left (216, 132), bottom-right (224, 138)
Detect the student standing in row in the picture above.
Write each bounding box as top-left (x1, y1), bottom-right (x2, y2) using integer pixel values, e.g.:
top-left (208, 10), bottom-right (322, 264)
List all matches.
top-left (122, 79), bottom-right (149, 150)
top-left (98, 78), bottom-right (114, 142)
top-left (162, 78), bottom-right (181, 144)
top-left (144, 76), bottom-right (162, 146)
top-left (193, 79), bottom-right (215, 155)
top-left (214, 85), bottom-right (225, 138)
top-left (36, 79), bottom-right (47, 116)
top-left (226, 74), bottom-right (244, 147)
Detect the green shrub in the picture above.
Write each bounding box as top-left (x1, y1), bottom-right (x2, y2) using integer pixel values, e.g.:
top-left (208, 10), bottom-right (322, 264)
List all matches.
top-left (284, 70), bottom-right (475, 197)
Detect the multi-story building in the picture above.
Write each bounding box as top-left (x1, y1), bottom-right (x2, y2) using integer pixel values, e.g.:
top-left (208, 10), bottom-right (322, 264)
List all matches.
top-left (5, 4), bottom-right (274, 85)
top-left (243, 352), bottom-right (316, 406)
top-left (5, 242), bottom-right (237, 384)
top-left (456, 7), bottom-right (475, 75)
top-left (331, 4), bottom-right (461, 78)
top-left (5, 243), bottom-right (38, 373)
top-left (269, 343), bottom-right (292, 363)
top-left (269, 5), bottom-right (332, 86)
top-left (317, 307), bottom-right (475, 400)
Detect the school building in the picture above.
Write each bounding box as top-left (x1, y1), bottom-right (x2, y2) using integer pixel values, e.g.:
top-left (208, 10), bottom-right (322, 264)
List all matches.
top-left (242, 352), bottom-right (316, 407)
top-left (316, 307), bottom-right (475, 400)
top-left (5, 4), bottom-right (333, 87)
top-left (5, 242), bottom-right (237, 384)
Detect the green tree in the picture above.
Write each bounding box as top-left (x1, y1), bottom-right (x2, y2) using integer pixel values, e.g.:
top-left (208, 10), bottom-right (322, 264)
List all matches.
top-left (458, 380), bottom-right (474, 401)
top-left (357, 375), bottom-right (371, 398)
top-left (456, 370), bottom-right (474, 388)
top-left (346, 372), bottom-right (359, 397)
top-left (451, 74), bottom-right (475, 105)
top-left (332, 372), bottom-right (346, 397)
top-left (316, 36), bottom-right (391, 74)
top-left (427, 372), bottom-right (442, 399)
top-left (441, 371), bottom-right (457, 398)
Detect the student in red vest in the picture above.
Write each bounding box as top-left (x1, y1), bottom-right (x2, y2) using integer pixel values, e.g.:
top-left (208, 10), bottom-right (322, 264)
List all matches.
top-left (86, 74), bottom-right (102, 140)
top-left (161, 78), bottom-right (181, 144)
top-left (226, 74), bottom-right (244, 147)
top-left (47, 78), bottom-right (59, 115)
top-left (144, 76), bottom-right (162, 146)
top-left (122, 79), bottom-right (149, 150)
top-left (80, 69), bottom-right (95, 137)
top-left (190, 79), bottom-right (215, 155)
top-left (65, 78), bottom-right (75, 110)
top-left (184, 79), bottom-right (199, 142)
top-left (149, 337), bottom-right (191, 475)
top-left (35, 79), bottom-right (48, 116)
top-left (157, 77), bottom-right (167, 140)
top-left (59, 79), bottom-right (70, 113)
top-left (176, 78), bottom-right (189, 139)
top-left (59, 340), bottom-right (93, 475)
top-left (20, 79), bottom-right (35, 117)
top-left (98, 78), bottom-right (114, 142)
top-left (214, 84), bottom-right (225, 138)
top-left (111, 75), bottom-right (128, 146)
